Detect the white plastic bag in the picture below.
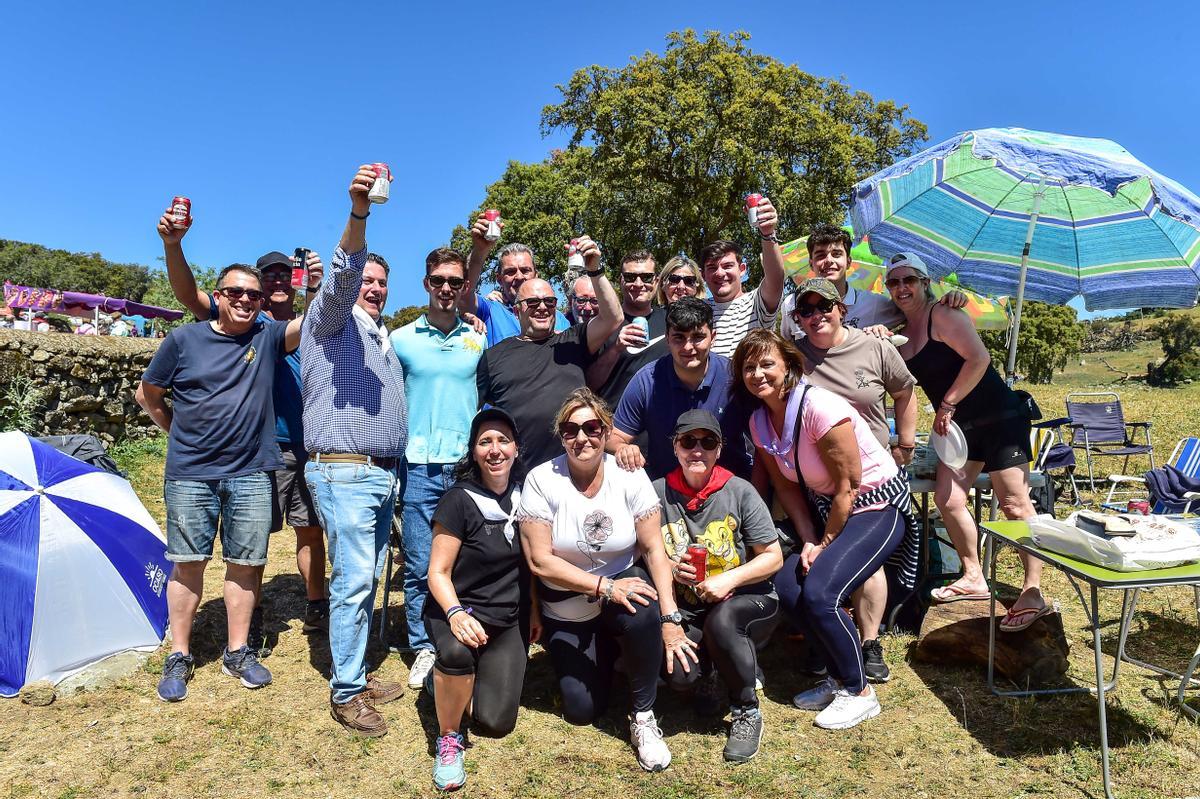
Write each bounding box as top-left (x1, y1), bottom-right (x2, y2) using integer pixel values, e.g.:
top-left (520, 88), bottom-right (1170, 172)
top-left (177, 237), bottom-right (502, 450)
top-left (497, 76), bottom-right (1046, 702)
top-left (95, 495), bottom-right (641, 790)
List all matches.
top-left (1028, 514), bottom-right (1200, 572)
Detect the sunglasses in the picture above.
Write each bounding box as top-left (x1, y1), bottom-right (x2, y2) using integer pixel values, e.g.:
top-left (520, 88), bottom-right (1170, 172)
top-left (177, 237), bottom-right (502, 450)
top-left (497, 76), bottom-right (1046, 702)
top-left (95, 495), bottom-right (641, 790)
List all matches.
top-left (560, 420), bottom-right (605, 440)
top-left (572, 296), bottom-right (599, 306)
top-left (217, 286), bottom-right (264, 302)
top-left (621, 272), bottom-right (654, 285)
top-left (428, 275), bottom-right (465, 290)
top-left (885, 275), bottom-right (924, 290)
top-left (665, 274), bottom-right (697, 287)
top-left (519, 297), bottom-right (558, 310)
top-left (792, 298), bottom-right (836, 319)
top-left (677, 433), bottom-right (721, 451)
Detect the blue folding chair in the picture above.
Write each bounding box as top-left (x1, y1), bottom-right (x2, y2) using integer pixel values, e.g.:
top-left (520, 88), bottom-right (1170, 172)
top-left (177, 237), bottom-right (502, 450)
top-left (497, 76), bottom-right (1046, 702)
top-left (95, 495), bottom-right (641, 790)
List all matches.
top-left (1033, 416), bottom-right (1081, 506)
top-left (1065, 392), bottom-right (1155, 494)
top-left (1106, 437), bottom-right (1200, 512)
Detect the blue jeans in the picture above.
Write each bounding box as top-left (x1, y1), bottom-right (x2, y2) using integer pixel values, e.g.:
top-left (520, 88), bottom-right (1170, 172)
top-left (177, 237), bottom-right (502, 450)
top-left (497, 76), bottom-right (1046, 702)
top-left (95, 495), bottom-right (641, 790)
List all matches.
top-left (305, 461), bottom-right (398, 703)
top-left (163, 472), bottom-right (272, 566)
top-left (400, 463), bottom-right (453, 651)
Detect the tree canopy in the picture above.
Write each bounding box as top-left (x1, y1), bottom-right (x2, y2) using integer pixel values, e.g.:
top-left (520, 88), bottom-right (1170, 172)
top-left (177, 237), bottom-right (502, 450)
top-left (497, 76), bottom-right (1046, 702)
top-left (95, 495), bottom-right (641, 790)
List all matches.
top-left (1, 240), bottom-right (154, 301)
top-left (452, 30), bottom-right (927, 287)
top-left (981, 301), bottom-right (1085, 384)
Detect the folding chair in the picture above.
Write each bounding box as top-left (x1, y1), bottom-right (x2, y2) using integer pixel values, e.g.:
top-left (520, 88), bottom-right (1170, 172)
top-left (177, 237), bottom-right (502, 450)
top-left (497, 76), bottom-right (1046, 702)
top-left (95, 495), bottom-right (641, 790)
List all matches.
top-left (1032, 416), bottom-right (1081, 506)
top-left (1065, 392), bottom-right (1154, 494)
top-left (1105, 437), bottom-right (1200, 512)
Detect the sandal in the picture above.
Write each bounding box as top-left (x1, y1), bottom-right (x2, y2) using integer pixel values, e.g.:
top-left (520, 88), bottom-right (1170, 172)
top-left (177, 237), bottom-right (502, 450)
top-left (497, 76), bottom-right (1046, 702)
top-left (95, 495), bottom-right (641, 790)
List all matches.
top-left (998, 601), bottom-right (1059, 633)
top-left (930, 583), bottom-right (991, 604)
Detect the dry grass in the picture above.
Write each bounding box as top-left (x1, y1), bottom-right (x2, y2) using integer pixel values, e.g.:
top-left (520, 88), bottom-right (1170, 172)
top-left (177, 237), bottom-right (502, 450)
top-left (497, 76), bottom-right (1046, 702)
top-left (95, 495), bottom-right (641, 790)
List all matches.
top-left (4, 361), bottom-right (1200, 798)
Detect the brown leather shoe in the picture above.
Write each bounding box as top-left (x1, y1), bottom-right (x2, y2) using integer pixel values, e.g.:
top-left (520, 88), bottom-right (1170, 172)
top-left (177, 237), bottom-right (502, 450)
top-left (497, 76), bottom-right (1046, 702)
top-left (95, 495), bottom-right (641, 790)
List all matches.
top-left (330, 692), bottom-right (387, 737)
top-left (366, 673), bottom-right (405, 706)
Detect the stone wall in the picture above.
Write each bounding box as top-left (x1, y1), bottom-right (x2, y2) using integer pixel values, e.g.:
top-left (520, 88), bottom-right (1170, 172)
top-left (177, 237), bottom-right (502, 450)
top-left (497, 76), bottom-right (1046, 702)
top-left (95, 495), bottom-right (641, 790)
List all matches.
top-left (0, 327), bottom-right (162, 442)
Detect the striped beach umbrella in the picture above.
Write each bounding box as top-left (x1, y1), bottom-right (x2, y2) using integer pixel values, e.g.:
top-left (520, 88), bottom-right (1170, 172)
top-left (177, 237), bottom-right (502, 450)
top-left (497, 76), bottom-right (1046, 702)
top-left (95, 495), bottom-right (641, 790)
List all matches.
top-left (851, 128), bottom-right (1200, 378)
top-left (0, 432), bottom-right (169, 696)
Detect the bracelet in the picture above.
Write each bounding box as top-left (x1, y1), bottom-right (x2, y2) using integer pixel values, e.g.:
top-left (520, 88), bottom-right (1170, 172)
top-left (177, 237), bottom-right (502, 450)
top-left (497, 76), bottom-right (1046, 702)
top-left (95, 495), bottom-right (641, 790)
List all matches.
top-left (595, 575), bottom-right (604, 597)
top-left (603, 578), bottom-right (615, 602)
top-left (350, 209), bottom-right (370, 220)
top-left (896, 443), bottom-right (916, 451)
top-left (758, 231), bottom-right (780, 243)
top-left (585, 268), bottom-right (605, 277)
top-left (447, 605), bottom-right (472, 620)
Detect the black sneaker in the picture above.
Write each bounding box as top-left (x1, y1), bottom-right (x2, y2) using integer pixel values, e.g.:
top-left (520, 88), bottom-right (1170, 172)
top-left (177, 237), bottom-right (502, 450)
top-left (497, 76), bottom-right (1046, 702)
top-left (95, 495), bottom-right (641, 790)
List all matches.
top-left (303, 599), bottom-right (330, 633)
top-left (692, 668), bottom-right (723, 717)
top-left (248, 606), bottom-right (271, 658)
top-left (723, 706), bottom-right (763, 763)
top-left (862, 639), bottom-right (890, 683)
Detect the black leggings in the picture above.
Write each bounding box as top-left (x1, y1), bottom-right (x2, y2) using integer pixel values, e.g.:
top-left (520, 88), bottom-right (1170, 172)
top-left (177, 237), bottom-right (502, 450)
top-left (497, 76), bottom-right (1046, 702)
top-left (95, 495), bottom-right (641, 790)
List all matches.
top-left (424, 613), bottom-right (528, 737)
top-left (663, 590), bottom-right (780, 708)
top-left (540, 564), bottom-right (663, 725)
top-left (781, 507), bottom-right (904, 693)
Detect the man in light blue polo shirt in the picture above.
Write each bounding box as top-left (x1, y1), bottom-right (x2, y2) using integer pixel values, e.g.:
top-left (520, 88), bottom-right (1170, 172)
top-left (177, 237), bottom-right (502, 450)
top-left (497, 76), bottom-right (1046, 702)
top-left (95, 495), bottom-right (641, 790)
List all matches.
top-left (390, 246), bottom-right (486, 689)
top-left (461, 213), bottom-right (569, 347)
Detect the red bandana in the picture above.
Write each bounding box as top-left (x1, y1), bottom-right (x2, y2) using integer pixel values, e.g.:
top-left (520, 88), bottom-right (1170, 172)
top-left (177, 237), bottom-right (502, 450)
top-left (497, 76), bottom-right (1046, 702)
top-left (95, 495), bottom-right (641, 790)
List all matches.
top-left (667, 465), bottom-right (735, 511)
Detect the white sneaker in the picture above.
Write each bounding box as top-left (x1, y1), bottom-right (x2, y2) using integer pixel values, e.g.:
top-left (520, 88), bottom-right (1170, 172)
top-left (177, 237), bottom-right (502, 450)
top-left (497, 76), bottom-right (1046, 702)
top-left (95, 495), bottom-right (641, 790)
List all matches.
top-left (792, 676), bottom-right (840, 710)
top-left (629, 711), bottom-right (671, 772)
top-left (814, 686), bottom-right (881, 730)
top-left (408, 649), bottom-right (437, 689)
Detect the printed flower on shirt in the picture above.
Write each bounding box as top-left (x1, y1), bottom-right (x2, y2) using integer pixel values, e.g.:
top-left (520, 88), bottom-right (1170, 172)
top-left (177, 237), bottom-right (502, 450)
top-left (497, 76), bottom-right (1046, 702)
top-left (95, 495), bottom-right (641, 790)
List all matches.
top-left (577, 509), bottom-right (614, 568)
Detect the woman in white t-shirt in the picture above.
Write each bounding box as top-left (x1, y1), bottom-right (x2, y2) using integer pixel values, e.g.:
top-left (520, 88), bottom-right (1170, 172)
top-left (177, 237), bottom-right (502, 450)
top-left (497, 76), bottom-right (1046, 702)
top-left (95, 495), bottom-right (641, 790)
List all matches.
top-left (518, 388), bottom-right (695, 773)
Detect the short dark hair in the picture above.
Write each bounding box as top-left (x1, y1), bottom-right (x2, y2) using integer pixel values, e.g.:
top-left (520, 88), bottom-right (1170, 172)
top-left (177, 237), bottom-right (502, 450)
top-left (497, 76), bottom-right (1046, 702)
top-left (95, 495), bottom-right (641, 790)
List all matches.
top-left (366, 252), bottom-right (390, 275)
top-left (621, 249), bottom-right (655, 267)
top-left (424, 247), bottom-right (466, 276)
top-left (698, 240), bottom-right (742, 270)
top-left (665, 296), bottom-right (713, 334)
top-left (217, 263), bottom-right (262, 288)
top-left (730, 329), bottom-right (806, 409)
top-left (805, 223), bottom-right (852, 256)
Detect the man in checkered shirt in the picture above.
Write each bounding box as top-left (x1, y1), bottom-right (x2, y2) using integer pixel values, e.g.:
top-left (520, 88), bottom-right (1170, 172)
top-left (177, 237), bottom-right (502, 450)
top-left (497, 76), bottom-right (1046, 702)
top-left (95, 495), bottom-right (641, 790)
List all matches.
top-left (301, 164), bottom-right (408, 737)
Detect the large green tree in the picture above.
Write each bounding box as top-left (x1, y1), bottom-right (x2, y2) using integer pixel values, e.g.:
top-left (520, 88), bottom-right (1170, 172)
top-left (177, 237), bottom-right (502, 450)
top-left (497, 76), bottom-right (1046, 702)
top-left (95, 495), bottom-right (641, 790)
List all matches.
top-left (452, 30), bottom-right (927, 287)
top-left (981, 301), bottom-right (1085, 384)
top-left (0, 240), bottom-right (153, 300)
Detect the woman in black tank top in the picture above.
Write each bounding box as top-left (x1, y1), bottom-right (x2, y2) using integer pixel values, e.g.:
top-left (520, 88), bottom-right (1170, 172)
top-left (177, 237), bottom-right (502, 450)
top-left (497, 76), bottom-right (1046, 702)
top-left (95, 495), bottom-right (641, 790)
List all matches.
top-left (885, 253), bottom-right (1052, 633)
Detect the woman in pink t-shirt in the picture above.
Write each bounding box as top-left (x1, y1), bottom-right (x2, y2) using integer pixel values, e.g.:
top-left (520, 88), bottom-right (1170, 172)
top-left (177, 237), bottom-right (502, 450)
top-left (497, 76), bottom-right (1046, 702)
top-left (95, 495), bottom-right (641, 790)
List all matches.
top-left (732, 329), bottom-right (907, 732)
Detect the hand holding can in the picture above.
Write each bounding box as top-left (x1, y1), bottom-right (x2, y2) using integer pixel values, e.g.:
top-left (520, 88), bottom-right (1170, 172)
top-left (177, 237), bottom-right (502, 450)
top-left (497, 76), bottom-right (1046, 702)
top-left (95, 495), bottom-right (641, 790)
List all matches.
top-left (368, 163), bottom-right (391, 204)
top-left (745, 193), bottom-right (762, 230)
top-left (484, 209), bottom-right (502, 242)
top-left (292, 248), bottom-right (311, 289)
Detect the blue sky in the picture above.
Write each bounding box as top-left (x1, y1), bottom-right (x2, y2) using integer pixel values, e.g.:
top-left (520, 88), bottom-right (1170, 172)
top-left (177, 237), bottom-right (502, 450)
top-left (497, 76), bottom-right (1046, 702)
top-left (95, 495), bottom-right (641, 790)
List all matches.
top-left (2, 1), bottom-right (1197, 314)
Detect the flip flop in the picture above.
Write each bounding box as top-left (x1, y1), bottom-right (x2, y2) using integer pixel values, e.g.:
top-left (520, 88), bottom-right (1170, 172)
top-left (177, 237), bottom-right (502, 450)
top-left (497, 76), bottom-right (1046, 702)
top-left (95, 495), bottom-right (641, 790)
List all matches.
top-left (930, 584), bottom-right (992, 604)
top-left (998, 601), bottom-right (1059, 633)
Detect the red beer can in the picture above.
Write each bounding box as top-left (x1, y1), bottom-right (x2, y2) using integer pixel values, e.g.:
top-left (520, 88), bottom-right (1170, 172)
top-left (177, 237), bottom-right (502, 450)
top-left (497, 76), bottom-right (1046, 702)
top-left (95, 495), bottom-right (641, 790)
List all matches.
top-left (686, 544), bottom-right (708, 583)
top-left (170, 196), bottom-right (191, 228)
top-left (1127, 500), bottom-right (1150, 515)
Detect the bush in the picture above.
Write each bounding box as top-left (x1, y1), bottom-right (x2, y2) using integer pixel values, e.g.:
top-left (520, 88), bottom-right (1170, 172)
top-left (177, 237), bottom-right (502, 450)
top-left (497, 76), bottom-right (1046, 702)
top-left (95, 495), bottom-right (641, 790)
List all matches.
top-left (0, 373), bottom-right (45, 433)
top-left (1147, 315), bottom-right (1200, 386)
top-left (980, 300), bottom-right (1084, 384)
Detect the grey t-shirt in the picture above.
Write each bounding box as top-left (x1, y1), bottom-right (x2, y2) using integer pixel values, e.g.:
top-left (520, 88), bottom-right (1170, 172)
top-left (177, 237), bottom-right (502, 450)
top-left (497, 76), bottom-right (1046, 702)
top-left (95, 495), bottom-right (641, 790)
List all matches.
top-left (653, 474), bottom-right (778, 619)
top-left (796, 326), bottom-right (915, 448)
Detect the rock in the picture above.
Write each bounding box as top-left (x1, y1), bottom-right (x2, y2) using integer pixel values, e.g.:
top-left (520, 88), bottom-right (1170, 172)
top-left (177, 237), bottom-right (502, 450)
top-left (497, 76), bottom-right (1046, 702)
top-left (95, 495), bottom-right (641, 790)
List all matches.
top-left (57, 650), bottom-right (151, 695)
top-left (61, 396), bottom-right (102, 413)
top-left (19, 680), bottom-right (56, 706)
top-left (30, 349), bottom-right (51, 363)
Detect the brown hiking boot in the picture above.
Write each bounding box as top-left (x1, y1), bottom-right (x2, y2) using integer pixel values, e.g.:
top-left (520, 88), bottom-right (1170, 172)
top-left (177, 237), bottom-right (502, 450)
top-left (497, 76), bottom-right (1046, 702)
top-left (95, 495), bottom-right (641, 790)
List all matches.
top-left (330, 692), bottom-right (387, 737)
top-left (366, 673), bottom-right (405, 706)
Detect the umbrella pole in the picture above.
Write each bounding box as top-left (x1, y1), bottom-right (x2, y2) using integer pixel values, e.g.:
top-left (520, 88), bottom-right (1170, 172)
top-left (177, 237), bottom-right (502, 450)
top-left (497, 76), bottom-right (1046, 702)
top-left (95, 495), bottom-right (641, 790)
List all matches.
top-left (1005, 177), bottom-right (1047, 386)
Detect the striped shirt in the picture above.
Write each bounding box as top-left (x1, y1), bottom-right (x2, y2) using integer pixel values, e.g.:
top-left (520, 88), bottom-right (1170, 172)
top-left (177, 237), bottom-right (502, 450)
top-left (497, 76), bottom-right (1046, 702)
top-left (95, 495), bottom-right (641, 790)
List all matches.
top-left (300, 247), bottom-right (408, 458)
top-left (708, 287), bottom-right (778, 358)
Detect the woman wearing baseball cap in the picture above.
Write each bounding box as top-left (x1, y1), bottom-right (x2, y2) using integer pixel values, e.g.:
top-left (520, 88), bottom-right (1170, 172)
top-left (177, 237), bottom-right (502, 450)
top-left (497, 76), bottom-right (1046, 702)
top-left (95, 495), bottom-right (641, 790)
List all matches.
top-left (884, 252), bottom-right (1050, 632)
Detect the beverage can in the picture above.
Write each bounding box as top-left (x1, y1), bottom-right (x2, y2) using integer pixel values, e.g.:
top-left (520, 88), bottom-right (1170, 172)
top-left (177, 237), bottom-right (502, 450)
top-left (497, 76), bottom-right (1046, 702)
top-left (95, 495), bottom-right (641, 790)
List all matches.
top-left (368, 163), bottom-right (391, 204)
top-left (1127, 500), bottom-right (1150, 515)
top-left (686, 544), bottom-right (708, 583)
top-left (170, 196), bottom-right (191, 228)
top-left (567, 238), bottom-right (585, 269)
top-left (745, 193), bottom-right (762, 229)
top-left (630, 316), bottom-right (649, 342)
top-left (484, 209), bottom-right (501, 242)
top-left (292, 248), bottom-right (310, 289)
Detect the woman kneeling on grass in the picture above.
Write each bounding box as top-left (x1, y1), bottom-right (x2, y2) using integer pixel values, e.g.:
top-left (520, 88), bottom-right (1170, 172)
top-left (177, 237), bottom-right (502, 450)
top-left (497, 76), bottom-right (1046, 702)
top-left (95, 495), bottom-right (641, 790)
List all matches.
top-left (425, 408), bottom-right (539, 791)
top-left (518, 388), bottom-right (696, 772)
top-left (735, 329), bottom-right (906, 730)
top-left (655, 409), bottom-right (783, 762)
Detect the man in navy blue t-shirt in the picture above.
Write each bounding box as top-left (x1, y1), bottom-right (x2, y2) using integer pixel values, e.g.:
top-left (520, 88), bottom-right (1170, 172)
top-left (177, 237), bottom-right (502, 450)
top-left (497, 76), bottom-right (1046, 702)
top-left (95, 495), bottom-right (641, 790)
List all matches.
top-left (137, 263), bottom-right (302, 703)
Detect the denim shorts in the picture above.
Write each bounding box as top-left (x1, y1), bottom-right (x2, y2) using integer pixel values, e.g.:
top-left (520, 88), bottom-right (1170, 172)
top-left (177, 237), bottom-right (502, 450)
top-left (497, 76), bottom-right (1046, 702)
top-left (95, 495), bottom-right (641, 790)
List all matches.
top-left (164, 471), bottom-right (273, 566)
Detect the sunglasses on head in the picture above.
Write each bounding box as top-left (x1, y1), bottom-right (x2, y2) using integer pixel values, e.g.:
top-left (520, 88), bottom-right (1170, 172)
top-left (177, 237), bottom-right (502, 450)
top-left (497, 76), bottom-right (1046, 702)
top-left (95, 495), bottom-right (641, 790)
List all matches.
top-left (520, 296), bottom-right (558, 310)
top-left (665, 274), bottom-right (697, 287)
top-left (217, 286), bottom-right (264, 302)
top-left (560, 420), bottom-right (604, 440)
top-left (677, 433), bottom-right (721, 451)
top-left (792, 297), bottom-right (836, 319)
top-left (621, 271), bottom-right (654, 285)
top-left (428, 275), bottom-right (465, 290)
top-left (885, 275), bottom-right (924, 290)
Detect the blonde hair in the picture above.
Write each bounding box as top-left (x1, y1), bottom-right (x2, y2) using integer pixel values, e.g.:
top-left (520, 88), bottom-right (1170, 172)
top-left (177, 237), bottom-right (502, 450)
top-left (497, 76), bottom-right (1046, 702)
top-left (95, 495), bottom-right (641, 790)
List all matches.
top-left (654, 256), bottom-right (707, 305)
top-left (552, 387), bottom-right (614, 436)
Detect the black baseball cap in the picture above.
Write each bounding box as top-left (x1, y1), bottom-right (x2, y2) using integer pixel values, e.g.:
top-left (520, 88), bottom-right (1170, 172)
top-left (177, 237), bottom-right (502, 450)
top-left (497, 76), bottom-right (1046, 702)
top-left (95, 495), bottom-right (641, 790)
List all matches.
top-left (673, 409), bottom-right (722, 438)
top-left (470, 407), bottom-right (520, 443)
top-left (256, 251), bottom-right (292, 271)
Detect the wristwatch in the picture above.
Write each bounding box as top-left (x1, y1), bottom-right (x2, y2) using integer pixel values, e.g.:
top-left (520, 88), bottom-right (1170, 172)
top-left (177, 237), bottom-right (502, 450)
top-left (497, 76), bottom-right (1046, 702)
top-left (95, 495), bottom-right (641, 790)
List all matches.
top-left (659, 610), bottom-right (683, 625)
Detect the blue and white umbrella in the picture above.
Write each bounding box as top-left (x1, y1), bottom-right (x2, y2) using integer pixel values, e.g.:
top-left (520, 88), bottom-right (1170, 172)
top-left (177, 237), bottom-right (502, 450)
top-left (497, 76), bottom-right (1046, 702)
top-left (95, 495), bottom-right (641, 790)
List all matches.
top-left (0, 431), bottom-right (170, 696)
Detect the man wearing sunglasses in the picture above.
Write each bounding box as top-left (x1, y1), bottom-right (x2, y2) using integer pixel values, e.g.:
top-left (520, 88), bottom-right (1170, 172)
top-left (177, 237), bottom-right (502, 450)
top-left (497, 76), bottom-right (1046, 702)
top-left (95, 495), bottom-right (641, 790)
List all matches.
top-left (608, 297), bottom-right (753, 481)
top-left (476, 235), bottom-right (622, 468)
top-left (389, 247), bottom-right (486, 689)
top-left (137, 262), bottom-right (303, 703)
top-left (587, 250), bottom-right (670, 409)
top-left (462, 214), bottom-right (570, 347)
top-left (566, 274), bottom-right (600, 326)
top-left (779, 223), bottom-right (966, 343)
top-left (156, 211), bottom-right (331, 647)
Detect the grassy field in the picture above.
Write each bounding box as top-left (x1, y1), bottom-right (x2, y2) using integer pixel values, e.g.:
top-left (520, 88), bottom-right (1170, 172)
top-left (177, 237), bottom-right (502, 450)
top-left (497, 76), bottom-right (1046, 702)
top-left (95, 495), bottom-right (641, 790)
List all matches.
top-left (3, 359), bottom-right (1200, 799)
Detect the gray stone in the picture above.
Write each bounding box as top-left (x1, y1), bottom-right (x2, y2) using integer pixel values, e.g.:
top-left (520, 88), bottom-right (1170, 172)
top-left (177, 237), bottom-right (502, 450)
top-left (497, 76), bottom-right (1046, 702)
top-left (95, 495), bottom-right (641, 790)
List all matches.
top-left (56, 650), bottom-right (152, 695)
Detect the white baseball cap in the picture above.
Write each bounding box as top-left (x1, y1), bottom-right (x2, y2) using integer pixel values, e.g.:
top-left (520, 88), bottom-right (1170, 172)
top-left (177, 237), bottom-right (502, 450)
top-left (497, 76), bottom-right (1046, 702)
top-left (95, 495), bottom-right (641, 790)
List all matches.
top-left (885, 252), bottom-right (930, 279)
